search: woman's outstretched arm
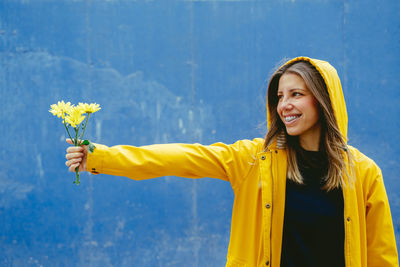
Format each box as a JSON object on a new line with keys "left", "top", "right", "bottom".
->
{"left": 66, "top": 138, "right": 264, "bottom": 190}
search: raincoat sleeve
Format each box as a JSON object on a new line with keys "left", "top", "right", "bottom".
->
{"left": 364, "top": 162, "right": 399, "bottom": 266}
{"left": 86, "top": 139, "right": 262, "bottom": 190}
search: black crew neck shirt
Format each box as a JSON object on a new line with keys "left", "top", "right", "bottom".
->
{"left": 280, "top": 148, "right": 345, "bottom": 267}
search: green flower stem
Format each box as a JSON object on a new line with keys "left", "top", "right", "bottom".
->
{"left": 79, "top": 113, "right": 90, "bottom": 141}
{"left": 74, "top": 127, "right": 79, "bottom": 145}
{"left": 63, "top": 120, "right": 79, "bottom": 185}
{"left": 64, "top": 123, "right": 74, "bottom": 143}
{"left": 74, "top": 126, "right": 80, "bottom": 185}
{"left": 75, "top": 169, "right": 80, "bottom": 185}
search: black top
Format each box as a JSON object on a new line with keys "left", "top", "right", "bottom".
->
{"left": 280, "top": 148, "right": 345, "bottom": 267}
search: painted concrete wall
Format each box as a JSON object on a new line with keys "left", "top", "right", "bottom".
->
{"left": 1, "top": 1, "right": 399, "bottom": 266}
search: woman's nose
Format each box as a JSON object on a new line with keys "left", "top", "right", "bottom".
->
{"left": 279, "top": 97, "right": 293, "bottom": 110}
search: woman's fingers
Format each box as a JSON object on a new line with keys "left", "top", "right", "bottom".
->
{"left": 66, "top": 157, "right": 82, "bottom": 165}
{"left": 66, "top": 138, "right": 85, "bottom": 146}
{"left": 66, "top": 158, "right": 83, "bottom": 172}
{"left": 66, "top": 152, "right": 84, "bottom": 160}
{"left": 68, "top": 163, "right": 81, "bottom": 172}
{"left": 65, "top": 138, "right": 88, "bottom": 173}
{"left": 66, "top": 138, "right": 74, "bottom": 145}
{"left": 66, "top": 146, "right": 84, "bottom": 153}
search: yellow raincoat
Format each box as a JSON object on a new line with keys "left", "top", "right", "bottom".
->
{"left": 86, "top": 57, "right": 399, "bottom": 266}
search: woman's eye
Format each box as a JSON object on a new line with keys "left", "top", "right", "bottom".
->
{"left": 277, "top": 95, "right": 283, "bottom": 100}
{"left": 293, "top": 92, "right": 302, "bottom": 97}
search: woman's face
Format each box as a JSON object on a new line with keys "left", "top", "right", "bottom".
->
{"left": 277, "top": 73, "right": 321, "bottom": 150}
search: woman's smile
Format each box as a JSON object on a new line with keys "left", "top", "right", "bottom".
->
{"left": 283, "top": 114, "right": 301, "bottom": 124}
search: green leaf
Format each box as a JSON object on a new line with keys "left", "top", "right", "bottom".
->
{"left": 81, "top": 140, "right": 90, "bottom": 145}
{"left": 88, "top": 142, "right": 96, "bottom": 153}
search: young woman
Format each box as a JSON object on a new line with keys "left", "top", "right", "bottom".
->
{"left": 65, "top": 57, "right": 399, "bottom": 267}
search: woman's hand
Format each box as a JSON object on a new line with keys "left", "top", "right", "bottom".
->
{"left": 65, "top": 139, "right": 88, "bottom": 173}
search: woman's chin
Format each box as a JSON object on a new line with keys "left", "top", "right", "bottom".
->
{"left": 285, "top": 128, "right": 300, "bottom": 136}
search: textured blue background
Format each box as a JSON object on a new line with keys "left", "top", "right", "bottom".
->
{"left": 1, "top": 1, "right": 399, "bottom": 266}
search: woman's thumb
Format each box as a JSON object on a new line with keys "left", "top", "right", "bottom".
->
{"left": 66, "top": 138, "right": 74, "bottom": 145}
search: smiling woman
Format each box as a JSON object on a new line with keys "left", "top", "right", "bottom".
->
{"left": 264, "top": 59, "right": 357, "bottom": 266}
{"left": 265, "top": 60, "right": 349, "bottom": 191}
{"left": 64, "top": 57, "right": 399, "bottom": 267}
{"left": 277, "top": 73, "right": 321, "bottom": 150}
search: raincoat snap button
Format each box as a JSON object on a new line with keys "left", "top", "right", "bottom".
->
{"left": 266, "top": 260, "right": 270, "bottom": 265}
{"left": 265, "top": 203, "right": 271, "bottom": 209}
{"left": 261, "top": 155, "right": 266, "bottom": 160}
{"left": 347, "top": 217, "right": 351, "bottom": 222}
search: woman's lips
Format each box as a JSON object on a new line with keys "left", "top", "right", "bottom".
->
{"left": 283, "top": 114, "right": 301, "bottom": 125}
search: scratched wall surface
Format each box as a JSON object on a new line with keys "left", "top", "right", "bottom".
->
{"left": 0, "top": 1, "right": 399, "bottom": 266}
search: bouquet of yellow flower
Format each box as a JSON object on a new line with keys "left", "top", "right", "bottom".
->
{"left": 49, "top": 101, "right": 101, "bottom": 185}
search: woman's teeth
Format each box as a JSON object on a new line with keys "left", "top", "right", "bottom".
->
{"left": 285, "top": 115, "right": 299, "bottom": 122}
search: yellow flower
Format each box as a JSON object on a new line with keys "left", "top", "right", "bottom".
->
{"left": 77, "top": 102, "right": 101, "bottom": 114}
{"left": 49, "top": 101, "right": 73, "bottom": 119}
{"left": 65, "top": 106, "right": 86, "bottom": 128}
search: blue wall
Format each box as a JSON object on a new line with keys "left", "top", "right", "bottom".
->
{"left": 1, "top": 1, "right": 399, "bottom": 266}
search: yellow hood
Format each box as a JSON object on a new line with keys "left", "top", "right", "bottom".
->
{"left": 268, "top": 56, "right": 348, "bottom": 143}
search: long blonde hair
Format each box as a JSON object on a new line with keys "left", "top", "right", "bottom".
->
{"left": 264, "top": 60, "right": 352, "bottom": 190}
